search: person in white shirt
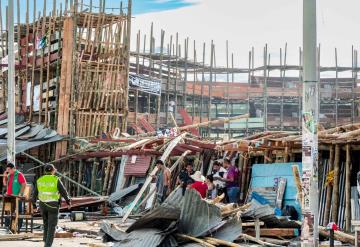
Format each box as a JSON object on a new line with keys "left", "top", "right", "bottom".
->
{"left": 212, "top": 161, "right": 228, "bottom": 201}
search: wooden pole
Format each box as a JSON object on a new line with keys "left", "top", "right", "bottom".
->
{"left": 323, "top": 145, "right": 334, "bottom": 225}
{"left": 208, "top": 41, "right": 214, "bottom": 137}
{"left": 134, "top": 114, "right": 248, "bottom": 138}
{"left": 176, "top": 234, "right": 216, "bottom": 247}
{"left": 331, "top": 144, "right": 340, "bottom": 223}
{"left": 122, "top": 132, "right": 187, "bottom": 222}
{"left": 292, "top": 165, "right": 303, "bottom": 208}
{"left": 345, "top": 144, "right": 351, "bottom": 231}
{"left": 240, "top": 154, "right": 248, "bottom": 201}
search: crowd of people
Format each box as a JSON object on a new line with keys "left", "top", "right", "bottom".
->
{"left": 154, "top": 156, "right": 241, "bottom": 204}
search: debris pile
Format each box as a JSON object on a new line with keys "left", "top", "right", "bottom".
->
{"left": 100, "top": 188, "right": 243, "bottom": 247}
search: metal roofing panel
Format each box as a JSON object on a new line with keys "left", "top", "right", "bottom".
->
{"left": 127, "top": 204, "right": 180, "bottom": 233}
{"left": 179, "top": 188, "right": 222, "bottom": 237}
{"left": 0, "top": 135, "right": 63, "bottom": 161}
{"left": 108, "top": 184, "right": 140, "bottom": 204}
{"left": 124, "top": 155, "right": 152, "bottom": 176}
{"left": 212, "top": 217, "right": 242, "bottom": 242}
{"left": 101, "top": 222, "right": 166, "bottom": 247}
{"left": 113, "top": 229, "right": 165, "bottom": 247}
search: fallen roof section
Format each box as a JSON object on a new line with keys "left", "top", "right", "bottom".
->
{"left": 179, "top": 188, "right": 222, "bottom": 237}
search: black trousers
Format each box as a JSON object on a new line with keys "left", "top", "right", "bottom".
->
{"left": 39, "top": 201, "right": 59, "bottom": 247}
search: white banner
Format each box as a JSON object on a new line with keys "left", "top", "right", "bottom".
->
{"left": 129, "top": 74, "right": 161, "bottom": 96}
{"left": 26, "top": 82, "right": 40, "bottom": 111}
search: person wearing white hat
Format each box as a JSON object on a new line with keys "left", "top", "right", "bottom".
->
{"left": 190, "top": 171, "right": 208, "bottom": 198}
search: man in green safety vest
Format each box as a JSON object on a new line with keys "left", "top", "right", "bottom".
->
{"left": 32, "top": 164, "right": 71, "bottom": 247}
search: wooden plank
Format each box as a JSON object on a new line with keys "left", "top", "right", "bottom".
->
{"left": 324, "top": 145, "right": 334, "bottom": 225}
{"left": 275, "top": 178, "right": 287, "bottom": 208}
{"left": 55, "top": 17, "right": 74, "bottom": 158}
{"left": 345, "top": 144, "right": 351, "bottom": 231}
{"left": 245, "top": 228, "right": 298, "bottom": 238}
{"left": 122, "top": 132, "right": 187, "bottom": 222}
{"left": 332, "top": 144, "right": 340, "bottom": 223}
{"left": 292, "top": 165, "right": 303, "bottom": 208}
{"left": 240, "top": 233, "right": 281, "bottom": 247}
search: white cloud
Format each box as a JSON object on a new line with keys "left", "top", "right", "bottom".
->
{"left": 132, "top": 0, "right": 360, "bottom": 78}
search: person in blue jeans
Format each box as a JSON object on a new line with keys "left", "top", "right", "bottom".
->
{"left": 214, "top": 157, "right": 240, "bottom": 203}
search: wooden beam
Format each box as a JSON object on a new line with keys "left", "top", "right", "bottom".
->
{"left": 121, "top": 132, "right": 187, "bottom": 222}
{"left": 56, "top": 17, "right": 74, "bottom": 159}
{"left": 176, "top": 234, "right": 215, "bottom": 247}
{"left": 331, "top": 144, "right": 340, "bottom": 223}
{"left": 323, "top": 145, "right": 334, "bottom": 225}
{"left": 292, "top": 165, "right": 303, "bottom": 208}
{"left": 345, "top": 143, "right": 351, "bottom": 231}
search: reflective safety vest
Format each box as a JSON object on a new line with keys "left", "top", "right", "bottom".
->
{"left": 37, "top": 175, "right": 60, "bottom": 202}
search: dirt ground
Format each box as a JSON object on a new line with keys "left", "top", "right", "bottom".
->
{"left": 0, "top": 218, "right": 132, "bottom": 247}
{"left": 0, "top": 237, "right": 103, "bottom": 246}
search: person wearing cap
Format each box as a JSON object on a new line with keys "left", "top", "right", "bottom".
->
{"left": 153, "top": 160, "right": 171, "bottom": 203}
{"left": 32, "top": 164, "right": 71, "bottom": 247}
{"left": 190, "top": 171, "right": 208, "bottom": 199}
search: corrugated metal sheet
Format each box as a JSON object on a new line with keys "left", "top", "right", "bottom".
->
{"left": 179, "top": 188, "right": 222, "bottom": 237}
{"left": 163, "top": 187, "right": 184, "bottom": 209}
{"left": 0, "top": 122, "right": 62, "bottom": 161}
{"left": 180, "top": 244, "right": 203, "bottom": 247}
{"left": 124, "top": 155, "right": 152, "bottom": 176}
{"left": 101, "top": 221, "right": 165, "bottom": 247}
{"left": 212, "top": 217, "right": 242, "bottom": 242}
{"left": 127, "top": 205, "right": 180, "bottom": 232}
{"left": 113, "top": 229, "right": 165, "bottom": 247}
{"left": 160, "top": 235, "right": 178, "bottom": 247}
{"left": 0, "top": 135, "right": 63, "bottom": 161}
{"left": 108, "top": 184, "right": 140, "bottom": 204}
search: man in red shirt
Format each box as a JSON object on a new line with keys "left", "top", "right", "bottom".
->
{"left": 5, "top": 163, "right": 27, "bottom": 196}
{"left": 190, "top": 171, "right": 208, "bottom": 198}
{"left": 4, "top": 163, "right": 27, "bottom": 230}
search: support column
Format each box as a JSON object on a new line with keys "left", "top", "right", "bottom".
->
{"left": 302, "top": 0, "right": 319, "bottom": 245}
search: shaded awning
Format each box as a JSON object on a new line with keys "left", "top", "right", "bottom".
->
{"left": 124, "top": 155, "right": 152, "bottom": 177}
{"left": 0, "top": 120, "right": 63, "bottom": 161}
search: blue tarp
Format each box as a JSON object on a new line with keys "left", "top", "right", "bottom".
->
{"left": 251, "top": 162, "right": 302, "bottom": 217}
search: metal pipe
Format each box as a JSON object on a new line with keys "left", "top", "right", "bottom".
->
{"left": 7, "top": 0, "right": 16, "bottom": 165}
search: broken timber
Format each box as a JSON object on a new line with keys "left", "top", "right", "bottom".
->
{"left": 133, "top": 114, "right": 249, "bottom": 138}
{"left": 122, "top": 132, "right": 187, "bottom": 222}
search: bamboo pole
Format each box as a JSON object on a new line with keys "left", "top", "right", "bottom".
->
{"left": 331, "top": 144, "right": 340, "bottom": 223}
{"left": 204, "top": 237, "right": 241, "bottom": 247}
{"left": 176, "top": 234, "right": 215, "bottom": 247}
{"left": 122, "top": 132, "right": 187, "bottom": 222}
{"left": 240, "top": 234, "right": 281, "bottom": 247}
{"left": 240, "top": 154, "right": 248, "bottom": 201}
{"left": 323, "top": 145, "right": 334, "bottom": 225}
{"left": 345, "top": 143, "right": 351, "bottom": 231}
{"left": 134, "top": 114, "right": 248, "bottom": 138}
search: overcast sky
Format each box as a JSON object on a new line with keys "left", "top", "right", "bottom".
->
{"left": 131, "top": 0, "right": 360, "bottom": 75}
